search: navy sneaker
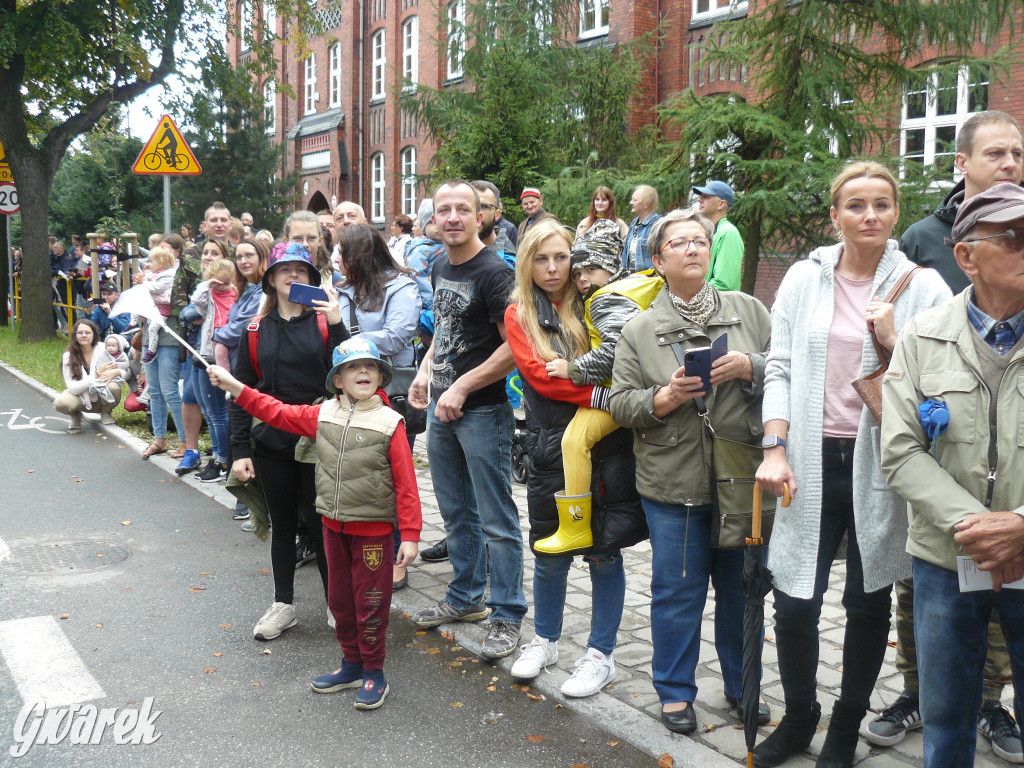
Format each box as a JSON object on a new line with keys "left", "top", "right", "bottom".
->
{"left": 311, "top": 660, "right": 363, "bottom": 694}
{"left": 175, "top": 449, "right": 201, "bottom": 476}
{"left": 355, "top": 670, "right": 389, "bottom": 710}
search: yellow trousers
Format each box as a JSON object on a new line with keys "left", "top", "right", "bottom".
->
{"left": 562, "top": 406, "right": 618, "bottom": 496}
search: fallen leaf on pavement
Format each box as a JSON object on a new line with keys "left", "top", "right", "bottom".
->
{"left": 426, "top": 647, "right": 441, "bottom": 655}
{"left": 59, "top": 614, "right": 69, "bottom": 620}
{"left": 703, "top": 724, "right": 719, "bottom": 733}
{"left": 95, "top": 624, "right": 103, "bottom": 628}
{"left": 526, "top": 693, "right": 544, "bottom": 701}
{"left": 606, "top": 741, "right": 619, "bottom": 747}
{"left": 204, "top": 667, "right": 216, "bottom": 674}
{"left": 28, "top": 469, "right": 34, "bottom": 473}
{"left": 450, "top": 702, "right": 463, "bottom": 708}
{"left": 257, "top": 568, "right": 270, "bottom": 574}
{"left": 95, "top": 553, "right": 104, "bottom": 558}
{"left": 415, "top": 631, "right": 426, "bottom": 636}
{"left": 526, "top": 734, "right": 546, "bottom": 743}
{"left": 213, "top": 652, "right": 223, "bottom": 657}
{"left": 189, "top": 587, "right": 206, "bottom": 593}
{"left": 512, "top": 683, "right": 530, "bottom": 692}
{"left": 219, "top": 623, "right": 232, "bottom": 629}
{"left": 201, "top": 571, "right": 214, "bottom": 576}
{"left": 485, "top": 685, "right": 496, "bottom": 692}
{"left": 252, "top": 683, "right": 261, "bottom": 687}
{"left": 260, "top": 649, "right": 271, "bottom": 655}
{"left": 658, "top": 754, "right": 674, "bottom": 768}
{"left": 572, "top": 764, "right": 592, "bottom": 768}
{"left": 121, "top": 521, "right": 131, "bottom": 526}
{"left": 449, "top": 662, "right": 462, "bottom": 667}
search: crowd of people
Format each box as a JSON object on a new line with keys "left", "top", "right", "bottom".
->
{"left": 40, "top": 109, "right": 1024, "bottom": 768}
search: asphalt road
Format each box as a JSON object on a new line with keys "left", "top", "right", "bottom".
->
{"left": 0, "top": 369, "right": 656, "bottom": 768}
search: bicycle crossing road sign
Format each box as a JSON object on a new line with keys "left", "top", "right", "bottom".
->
{"left": 0, "top": 137, "right": 10, "bottom": 183}
{"left": 132, "top": 115, "right": 202, "bottom": 175}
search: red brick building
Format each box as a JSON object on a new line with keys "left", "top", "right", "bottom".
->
{"left": 228, "top": 0, "right": 1024, "bottom": 247}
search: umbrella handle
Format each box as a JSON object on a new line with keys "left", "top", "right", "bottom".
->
{"left": 752, "top": 481, "right": 791, "bottom": 540}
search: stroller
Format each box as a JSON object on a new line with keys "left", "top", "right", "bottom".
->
{"left": 507, "top": 374, "right": 528, "bottom": 485}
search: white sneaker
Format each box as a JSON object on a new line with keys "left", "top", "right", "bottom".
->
{"left": 510, "top": 636, "right": 558, "bottom": 680}
{"left": 253, "top": 601, "right": 297, "bottom": 640}
{"left": 560, "top": 648, "right": 615, "bottom": 698}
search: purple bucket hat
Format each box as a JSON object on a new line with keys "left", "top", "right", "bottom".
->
{"left": 262, "top": 241, "right": 321, "bottom": 294}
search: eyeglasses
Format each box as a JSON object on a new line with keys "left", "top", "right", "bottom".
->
{"left": 660, "top": 237, "right": 711, "bottom": 254}
{"left": 963, "top": 227, "right": 1024, "bottom": 252}
{"left": 479, "top": 203, "right": 499, "bottom": 212}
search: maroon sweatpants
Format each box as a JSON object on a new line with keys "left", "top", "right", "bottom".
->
{"left": 323, "top": 526, "right": 394, "bottom": 670}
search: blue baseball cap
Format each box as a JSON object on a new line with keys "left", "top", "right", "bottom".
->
{"left": 325, "top": 338, "right": 393, "bottom": 393}
{"left": 693, "top": 180, "right": 735, "bottom": 207}
{"left": 262, "top": 241, "right": 320, "bottom": 294}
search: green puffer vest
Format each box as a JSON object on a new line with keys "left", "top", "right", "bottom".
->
{"left": 312, "top": 394, "right": 403, "bottom": 524}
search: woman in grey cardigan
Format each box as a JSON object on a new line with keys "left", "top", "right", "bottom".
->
{"left": 753, "top": 162, "right": 950, "bottom": 768}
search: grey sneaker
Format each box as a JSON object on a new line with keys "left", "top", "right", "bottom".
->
{"left": 410, "top": 600, "right": 489, "bottom": 628}
{"left": 480, "top": 620, "right": 521, "bottom": 660}
{"left": 979, "top": 701, "right": 1024, "bottom": 764}
{"left": 240, "top": 519, "right": 254, "bottom": 532}
{"left": 865, "top": 691, "right": 921, "bottom": 747}
{"left": 253, "top": 602, "right": 296, "bottom": 640}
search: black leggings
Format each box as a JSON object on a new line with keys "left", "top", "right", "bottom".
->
{"left": 771, "top": 437, "right": 893, "bottom": 715}
{"left": 253, "top": 449, "right": 328, "bottom": 604}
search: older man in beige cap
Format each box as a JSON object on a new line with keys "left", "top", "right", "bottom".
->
{"left": 882, "top": 181, "right": 1024, "bottom": 768}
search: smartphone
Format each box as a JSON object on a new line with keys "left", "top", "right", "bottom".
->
{"left": 288, "top": 283, "right": 329, "bottom": 307}
{"left": 91, "top": 298, "right": 105, "bottom": 306}
{"left": 683, "top": 333, "right": 728, "bottom": 393}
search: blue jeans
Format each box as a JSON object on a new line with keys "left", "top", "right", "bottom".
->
{"left": 532, "top": 551, "right": 625, "bottom": 656}
{"left": 426, "top": 401, "right": 526, "bottom": 624}
{"left": 914, "top": 556, "right": 1024, "bottom": 768}
{"left": 643, "top": 499, "right": 745, "bottom": 704}
{"left": 196, "top": 367, "right": 228, "bottom": 462}
{"left": 144, "top": 344, "right": 184, "bottom": 440}
{"left": 180, "top": 359, "right": 200, "bottom": 405}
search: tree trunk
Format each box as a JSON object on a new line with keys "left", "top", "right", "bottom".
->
{"left": 12, "top": 156, "right": 57, "bottom": 342}
{"left": 740, "top": 215, "right": 761, "bottom": 296}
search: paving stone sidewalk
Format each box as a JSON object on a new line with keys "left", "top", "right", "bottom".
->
{"left": 403, "top": 453, "right": 1015, "bottom": 768}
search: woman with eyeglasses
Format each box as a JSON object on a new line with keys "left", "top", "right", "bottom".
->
{"left": 609, "top": 207, "right": 772, "bottom": 735}
{"left": 751, "top": 162, "right": 950, "bottom": 768}
{"left": 576, "top": 186, "right": 628, "bottom": 240}
{"left": 283, "top": 210, "right": 342, "bottom": 288}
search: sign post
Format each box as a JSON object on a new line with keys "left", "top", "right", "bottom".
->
{"left": 132, "top": 115, "right": 202, "bottom": 233}
{"left": 0, "top": 138, "right": 15, "bottom": 322}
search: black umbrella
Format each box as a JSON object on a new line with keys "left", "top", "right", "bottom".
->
{"left": 742, "top": 481, "right": 790, "bottom": 768}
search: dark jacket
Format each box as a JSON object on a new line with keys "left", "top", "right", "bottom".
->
{"left": 898, "top": 180, "right": 969, "bottom": 294}
{"left": 229, "top": 308, "right": 349, "bottom": 460}
{"left": 519, "top": 291, "right": 646, "bottom": 555}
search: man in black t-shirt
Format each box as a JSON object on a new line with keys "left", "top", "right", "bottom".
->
{"left": 408, "top": 180, "right": 526, "bottom": 660}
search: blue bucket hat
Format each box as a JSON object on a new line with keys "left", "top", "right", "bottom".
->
{"left": 325, "top": 338, "right": 394, "bottom": 393}
{"left": 693, "top": 180, "right": 735, "bottom": 207}
{"left": 262, "top": 241, "right": 321, "bottom": 294}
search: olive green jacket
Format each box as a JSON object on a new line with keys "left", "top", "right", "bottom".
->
{"left": 609, "top": 287, "right": 771, "bottom": 506}
{"left": 881, "top": 290, "right": 1024, "bottom": 571}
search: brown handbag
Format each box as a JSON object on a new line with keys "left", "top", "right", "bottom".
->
{"left": 851, "top": 266, "right": 923, "bottom": 423}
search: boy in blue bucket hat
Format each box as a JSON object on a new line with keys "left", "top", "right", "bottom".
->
{"left": 207, "top": 337, "right": 422, "bottom": 710}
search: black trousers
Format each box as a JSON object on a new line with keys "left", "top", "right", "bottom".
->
{"left": 771, "top": 437, "right": 892, "bottom": 714}
{"left": 252, "top": 449, "right": 328, "bottom": 604}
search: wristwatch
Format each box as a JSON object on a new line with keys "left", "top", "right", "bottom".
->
{"left": 761, "top": 435, "right": 787, "bottom": 450}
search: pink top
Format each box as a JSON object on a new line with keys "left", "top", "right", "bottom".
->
{"left": 823, "top": 271, "right": 873, "bottom": 437}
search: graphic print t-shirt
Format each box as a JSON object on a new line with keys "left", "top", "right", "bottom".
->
{"left": 430, "top": 246, "right": 514, "bottom": 409}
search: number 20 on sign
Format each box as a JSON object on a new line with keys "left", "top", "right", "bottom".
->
{"left": 0, "top": 182, "right": 19, "bottom": 215}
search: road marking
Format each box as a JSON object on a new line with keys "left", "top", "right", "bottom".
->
{"left": 0, "top": 536, "right": 9, "bottom": 562}
{"left": 0, "top": 617, "right": 105, "bottom": 707}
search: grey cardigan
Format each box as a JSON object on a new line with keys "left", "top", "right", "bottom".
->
{"left": 762, "top": 240, "right": 951, "bottom": 598}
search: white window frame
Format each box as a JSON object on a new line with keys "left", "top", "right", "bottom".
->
{"left": 401, "top": 146, "right": 417, "bottom": 216}
{"left": 372, "top": 29, "right": 386, "bottom": 100}
{"left": 239, "top": 1, "right": 252, "bottom": 52}
{"left": 402, "top": 16, "right": 419, "bottom": 87}
{"left": 304, "top": 53, "right": 317, "bottom": 115}
{"left": 691, "top": 0, "right": 748, "bottom": 21}
{"left": 900, "top": 67, "right": 989, "bottom": 178}
{"left": 329, "top": 42, "right": 341, "bottom": 108}
{"left": 447, "top": 0, "right": 465, "bottom": 80}
{"left": 263, "top": 79, "right": 276, "bottom": 134}
{"left": 371, "top": 152, "right": 386, "bottom": 223}
{"left": 578, "top": 0, "right": 609, "bottom": 38}
{"left": 263, "top": 1, "right": 276, "bottom": 38}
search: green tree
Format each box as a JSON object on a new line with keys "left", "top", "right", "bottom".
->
{"left": 402, "top": 0, "right": 653, "bottom": 209}
{"left": 49, "top": 113, "right": 163, "bottom": 241}
{"left": 172, "top": 47, "right": 296, "bottom": 235}
{"left": 656, "top": 0, "right": 1020, "bottom": 294}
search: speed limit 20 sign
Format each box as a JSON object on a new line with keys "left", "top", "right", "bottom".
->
{"left": 0, "top": 182, "right": 19, "bottom": 215}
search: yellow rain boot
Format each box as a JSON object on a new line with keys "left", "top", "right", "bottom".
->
{"left": 535, "top": 492, "right": 593, "bottom": 554}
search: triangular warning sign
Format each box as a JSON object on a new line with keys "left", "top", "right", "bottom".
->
{"left": 0, "top": 138, "right": 7, "bottom": 165}
{"left": 132, "top": 115, "right": 202, "bottom": 175}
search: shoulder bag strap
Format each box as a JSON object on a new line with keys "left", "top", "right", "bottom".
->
{"left": 869, "top": 265, "right": 924, "bottom": 366}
